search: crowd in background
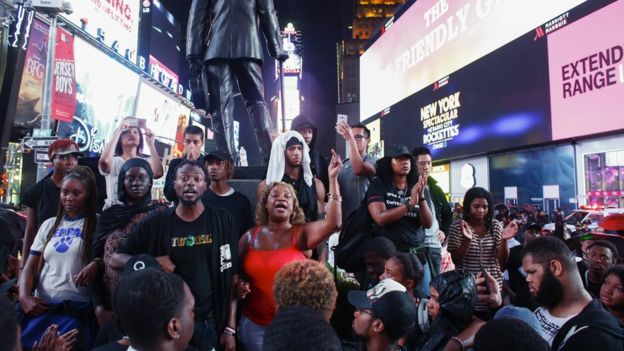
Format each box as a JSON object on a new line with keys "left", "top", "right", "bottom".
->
{"left": 0, "top": 115, "right": 623, "bottom": 351}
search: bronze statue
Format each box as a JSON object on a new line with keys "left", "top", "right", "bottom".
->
{"left": 187, "top": 0, "right": 287, "bottom": 164}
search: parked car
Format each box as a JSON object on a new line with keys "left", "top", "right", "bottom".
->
{"left": 542, "top": 208, "right": 624, "bottom": 233}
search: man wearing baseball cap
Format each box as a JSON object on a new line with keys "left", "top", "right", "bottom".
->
{"left": 21, "top": 139, "right": 81, "bottom": 263}
{"left": 202, "top": 149, "right": 253, "bottom": 236}
{"left": 348, "top": 279, "right": 417, "bottom": 351}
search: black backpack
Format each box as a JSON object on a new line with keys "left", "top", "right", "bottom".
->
{"left": 333, "top": 201, "right": 375, "bottom": 272}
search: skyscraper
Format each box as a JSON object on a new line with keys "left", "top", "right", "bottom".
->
{"left": 337, "top": 0, "right": 406, "bottom": 104}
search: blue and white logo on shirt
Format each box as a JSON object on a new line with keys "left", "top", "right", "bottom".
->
{"left": 51, "top": 227, "right": 81, "bottom": 253}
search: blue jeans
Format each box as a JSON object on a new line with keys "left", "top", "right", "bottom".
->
{"left": 239, "top": 315, "right": 266, "bottom": 351}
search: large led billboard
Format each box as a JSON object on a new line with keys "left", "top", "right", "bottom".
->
{"left": 360, "top": 0, "right": 585, "bottom": 120}
{"left": 135, "top": 82, "right": 180, "bottom": 145}
{"left": 379, "top": 29, "right": 552, "bottom": 160}
{"left": 62, "top": 0, "right": 140, "bottom": 61}
{"left": 361, "top": 0, "right": 623, "bottom": 161}
{"left": 548, "top": 0, "right": 624, "bottom": 140}
{"left": 57, "top": 37, "right": 139, "bottom": 154}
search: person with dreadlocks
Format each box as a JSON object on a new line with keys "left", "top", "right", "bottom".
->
{"left": 18, "top": 166, "right": 100, "bottom": 349}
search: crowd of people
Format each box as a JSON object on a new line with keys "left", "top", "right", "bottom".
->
{"left": 1, "top": 115, "right": 624, "bottom": 351}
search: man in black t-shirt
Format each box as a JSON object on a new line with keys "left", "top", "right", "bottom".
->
{"left": 202, "top": 149, "right": 253, "bottom": 236}
{"left": 111, "top": 160, "right": 238, "bottom": 351}
{"left": 20, "top": 140, "right": 81, "bottom": 262}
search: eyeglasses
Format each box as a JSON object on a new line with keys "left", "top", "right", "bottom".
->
{"left": 356, "top": 308, "right": 375, "bottom": 317}
{"left": 353, "top": 135, "right": 368, "bottom": 140}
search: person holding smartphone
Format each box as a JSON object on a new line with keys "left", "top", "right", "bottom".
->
{"left": 335, "top": 121, "right": 377, "bottom": 220}
{"left": 99, "top": 117, "right": 164, "bottom": 209}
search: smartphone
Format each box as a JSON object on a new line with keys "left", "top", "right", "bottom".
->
{"left": 480, "top": 266, "right": 490, "bottom": 295}
{"left": 337, "top": 114, "right": 348, "bottom": 125}
{"left": 127, "top": 118, "right": 147, "bottom": 129}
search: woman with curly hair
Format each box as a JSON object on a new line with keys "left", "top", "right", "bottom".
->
{"left": 273, "top": 259, "right": 338, "bottom": 320}
{"left": 236, "top": 152, "right": 342, "bottom": 351}
{"left": 447, "top": 187, "right": 517, "bottom": 315}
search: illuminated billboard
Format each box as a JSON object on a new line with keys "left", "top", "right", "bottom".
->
{"left": 62, "top": 0, "right": 140, "bottom": 61}
{"left": 360, "top": 0, "right": 586, "bottom": 120}
{"left": 57, "top": 37, "right": 139, "bottom": 154}
{"left": 135, "top": 82, "right": 180, "bottom": 144}
{"left": 547, "top": 0, "right": 624, "bottom": 140}
{"left": 379, "top": 29, "right": 552, "bottom": 160}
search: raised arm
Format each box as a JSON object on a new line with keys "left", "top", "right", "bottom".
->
{"left": 336, "top": 121, "right": 375, "bottom": 177}
{"left": 99, "top": 119, "right": 128, "bottom": 174}
{"left": 143, "top": 128, "right": 164, "bottom": 179}
{"left": 301, "top": 150, "right": 342, "bottom": 249}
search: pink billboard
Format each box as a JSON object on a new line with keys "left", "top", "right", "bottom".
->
{"left": 359, "top": 0, "right": 585, "bottom": 120}
{"left": 548, "top": 0, "right": 624, "bottom": 140}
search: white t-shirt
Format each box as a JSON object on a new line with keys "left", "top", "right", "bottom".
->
{"left": 534, "top": 307, "right": 576, "bottom": 345}
{"left": 100, "top": 156, "right": 126, "bottom": 209}
{"left": 30, "top": 216, "right": 90, "bottom": 303}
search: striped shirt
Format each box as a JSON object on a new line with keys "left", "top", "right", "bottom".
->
{"left": 448, "top": 218, "right": 504, "bottom": 311}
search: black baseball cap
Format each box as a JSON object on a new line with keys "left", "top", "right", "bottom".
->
{"left": 206, "top": 149, "right": 233, "bottom": 162}
{"left": 122, "top": 254, "right": 161, "bottom": 276}
{"left": 385, "top": 145, "right": 411, "bottom": 158}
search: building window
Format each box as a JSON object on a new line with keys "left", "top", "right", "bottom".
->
{"left": 584, "top": 150, "right": 624, "bottom": 208}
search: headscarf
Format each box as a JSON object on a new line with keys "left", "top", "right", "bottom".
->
{"left": 93, "top": 158, "right": 165, "bottom": 258}
{"left": 265, "top": 131, "right": 313, "bottom": 187}
{"left": 417, "top": 270, "right": 477, "bottom": 351}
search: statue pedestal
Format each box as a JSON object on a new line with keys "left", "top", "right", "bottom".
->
{"left": 229, "top": 166, "right": 267, "bottom": 213}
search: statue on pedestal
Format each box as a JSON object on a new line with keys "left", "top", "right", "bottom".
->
{"left": 187, "top": 0, "right": 287, "bottom": 164}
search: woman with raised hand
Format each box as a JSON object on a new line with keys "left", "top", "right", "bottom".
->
{"left": 447, "top": 187, "right": 517, "bottom": 316}
{"left": 235, "top": 150, "right": 343, "bottom": 351}
{"left": 99, "top": 117, "right": 163, "bottom": 209}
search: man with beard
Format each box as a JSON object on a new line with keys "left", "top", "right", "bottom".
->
{"left": 202, "top": 149, "right": 253, "bottom": 237}
{"left": 21, "top": 139, "right": 81, "bottom": 263}
{"left": 111, "top": 160, "right": 238, "bottom": 351}
{"left": 522, "top": 236, "right": 624, "bottom": 350}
